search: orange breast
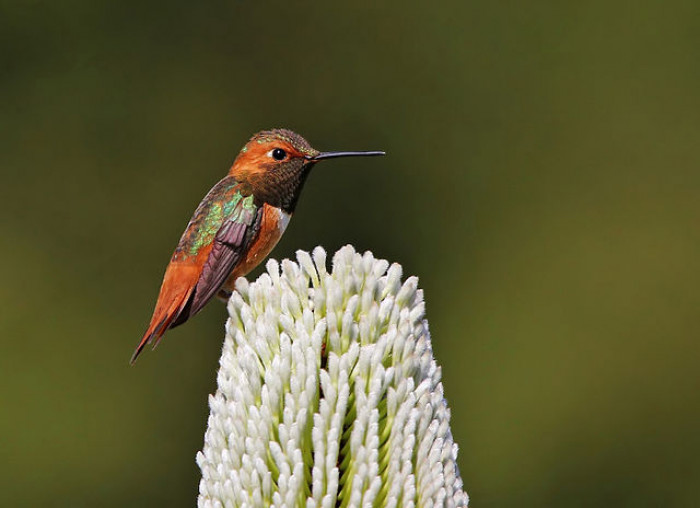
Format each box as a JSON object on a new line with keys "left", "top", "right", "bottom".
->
{"left": 222, "top": 203, "right": 291, "bottom": 291}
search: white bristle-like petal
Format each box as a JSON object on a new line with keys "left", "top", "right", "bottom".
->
{"left": 197, "top": 246, "right": 468, "bottom": 507}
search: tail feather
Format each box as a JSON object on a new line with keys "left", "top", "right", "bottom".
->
{"left": 130, "top": 263, "right": 200, "bottom": 364}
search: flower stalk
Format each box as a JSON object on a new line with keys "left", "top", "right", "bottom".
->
{"left": 197, "top": 246, "right": 468, "bottom": 507}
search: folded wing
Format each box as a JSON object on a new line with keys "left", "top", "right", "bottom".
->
{"left": 131, "top": 180, "right": 261, "bottom": 363}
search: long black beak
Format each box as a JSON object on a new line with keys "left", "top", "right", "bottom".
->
{"left": 307, "top": 150, "right": 386, "bottom": 161}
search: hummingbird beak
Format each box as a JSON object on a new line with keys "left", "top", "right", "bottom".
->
{"left": 306, "top": 150, "right": 386, "bottom": 161}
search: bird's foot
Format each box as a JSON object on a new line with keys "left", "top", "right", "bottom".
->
{"left": 217, "top": 289, "right": 232, "bottom": 302}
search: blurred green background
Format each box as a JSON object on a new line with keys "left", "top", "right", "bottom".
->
{"left": 2, "top": 0, "right": 699, "bottom": 506}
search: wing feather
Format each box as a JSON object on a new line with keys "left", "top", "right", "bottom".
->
{"left": 184, "top": 198, "right": 262, "bottom": 319}
{"left": 131, "top": 179, "right": 261, "bottom": 363}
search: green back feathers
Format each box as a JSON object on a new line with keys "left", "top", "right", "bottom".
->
{"left": 174, "top": 177, "right": 255, "bottom": 261}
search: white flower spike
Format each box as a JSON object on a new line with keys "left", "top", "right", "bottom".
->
{"left": 197, "top": 246, "right": 468, "bottom": 507}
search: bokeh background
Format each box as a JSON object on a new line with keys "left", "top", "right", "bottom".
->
{"left": 2, "top": 1, "right": 699, "bottom": 506}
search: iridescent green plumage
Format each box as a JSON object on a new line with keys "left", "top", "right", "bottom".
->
{"left": 173, "top": 176, "right": 256, "bottom": 261}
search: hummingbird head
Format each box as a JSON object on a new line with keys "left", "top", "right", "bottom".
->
{"left": 229, "top": 128, "right": 385, "bottom": 213}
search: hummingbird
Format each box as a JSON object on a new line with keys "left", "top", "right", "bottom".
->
{"left": 131, "top": 128, "right": 385, "bottom": 363}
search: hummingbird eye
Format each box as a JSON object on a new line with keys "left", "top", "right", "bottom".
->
{"left": 270, "top": 148, "right": 287, "bottom": 161}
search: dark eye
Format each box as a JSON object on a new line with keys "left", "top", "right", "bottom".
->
{"left": 271, "top": 148, "right": 287, "bottom": 161}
